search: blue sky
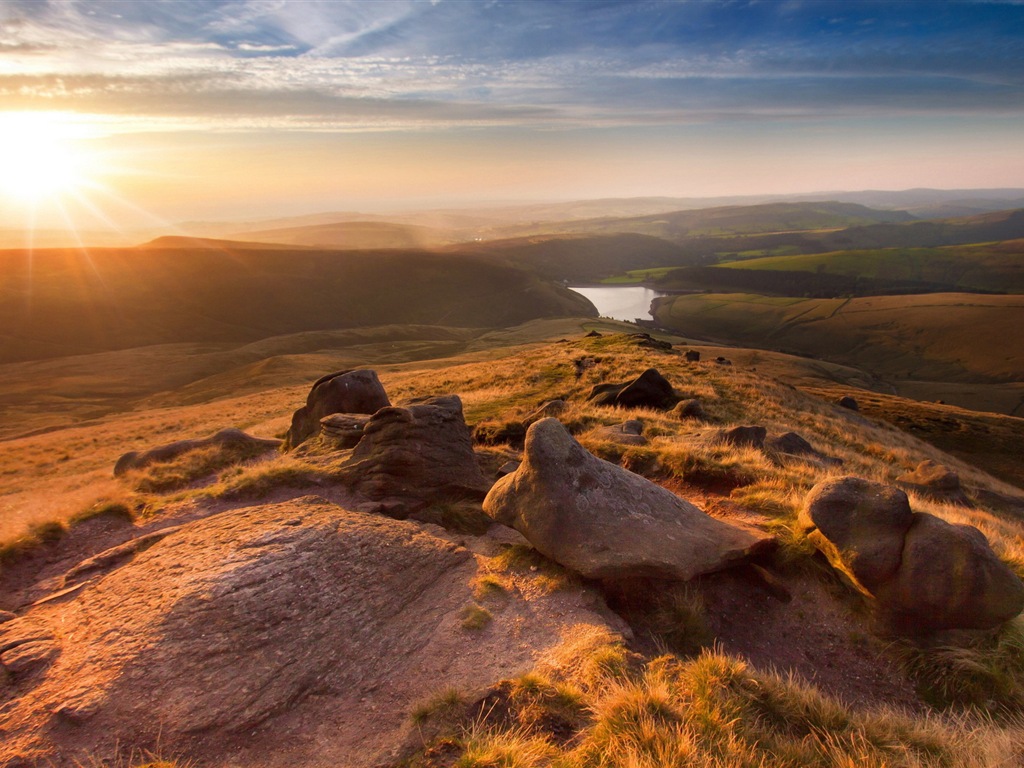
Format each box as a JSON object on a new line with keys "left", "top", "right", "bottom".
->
{"left": 0, "top": 0, "right": 1022, "bottom": 220}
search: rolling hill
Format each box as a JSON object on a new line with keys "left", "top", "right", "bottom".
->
{"left": 0, "top": 242, "right": 594, "bottom": 365}
{"left": 227, "top": 220, "right": 462, "bottom": 249}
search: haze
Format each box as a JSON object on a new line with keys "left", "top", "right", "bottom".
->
{"left": 0, "top": 0, "right": 1022, "bottom": 231}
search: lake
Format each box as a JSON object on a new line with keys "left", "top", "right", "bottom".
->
{"left": 568, "top": 284, "right": 667, "bottom": 323}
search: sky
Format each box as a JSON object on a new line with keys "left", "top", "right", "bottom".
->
{"left": 0, "top": 0, "right": 1023, "bottom": 228}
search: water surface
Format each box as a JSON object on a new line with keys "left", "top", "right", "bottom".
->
{"left": 568, "top": 285, "right": 667, "bottom": 323}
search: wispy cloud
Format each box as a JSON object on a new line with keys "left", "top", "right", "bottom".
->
{"left": 1, "top": 0, "right": 1022, "bottom": 132}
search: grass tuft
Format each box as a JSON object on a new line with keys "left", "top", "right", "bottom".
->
{"left": 461, "top": 604, "right": 493, "bottom": 631}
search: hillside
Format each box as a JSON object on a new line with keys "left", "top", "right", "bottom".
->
{"left": 715, "top": 239, "right": 1024, "bottom": 294}
{"left": 2, "top": 328, "right": 1024, "bottom": 766}
{"left": 651, "top": 292, "right": 1024, "bottom": 413}
{"left": 228, "top": 221, "right": 461, "bottom": 249}
{"left": 0, "top": 243, "right": 594, "bottom": 364}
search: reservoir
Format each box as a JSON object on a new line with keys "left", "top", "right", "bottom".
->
{"left": 568, "top": 284, "right": 667, "bottom": 323}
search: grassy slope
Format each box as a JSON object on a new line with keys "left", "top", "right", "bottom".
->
{"left": 227, "top": 220, "right": 462, "bottom": 249}
{"left": 0, "top": 244, "right": 594, "bottom": 364}
{"left": 717, "top": 239, "right": 1024, "bottom": 294}
{"left": 6, "top": 331, "right": 1024, "bottom": 765}
{"left": 653, "top": 292, "right": 1024, "bottom": 390}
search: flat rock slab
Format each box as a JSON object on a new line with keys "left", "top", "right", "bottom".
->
{"left": 484, "top": 418, "right": 772, "bottom": 582}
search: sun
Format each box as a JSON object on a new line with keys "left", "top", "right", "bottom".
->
{"left": 0, "top": 112, "right": 93, "bottom": 206}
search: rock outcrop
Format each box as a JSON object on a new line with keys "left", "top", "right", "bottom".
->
{"left": 337, "top": 395, "right": 490, "bottom": 514}
{"left": 897, "top": 460, "right": 968, "bottom": 503}
{"left": 672, "top": 398, "right": 707, "bottom": 420}
{"left": 484, "top": 418, "right": 772, "bottom": 582}
{"left": 589, "top": 419, "right": 647, "bottom": 446}
{"left": 587, "top": 368, "right": 679, "bottom": 410}
{"left": 114, "top": 428, "right": 281, "bottom": 476}
{"left": 0, "top": 498, "right": 626, "bottom": 767}
{"left": 285, "top": 369, "right": 390, "bottom": 448}
{"left": 712, "top": 425, "right": 767, "bottom": 449}
{"left": 765, "top": 431, "right": 843, "bottom": 466}
{"left": 799, "top": 476, "right": 1024, "bottom": 632}
{"left": 320, "top": 413, "right": 372, "bottom": 448}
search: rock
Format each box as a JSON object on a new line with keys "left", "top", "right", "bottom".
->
{"left": 671, "top": 399, "right": 706, "bottom": 420}
{"left": 473, "top": 420, "right": 527, "bottom": 446}
{"left": 628, "top": 333, "right": 673, "bottom": 351}
{"left": 484, "top": 418, "right": 772, "bottom": 582}
{"left": 837, "top": 396, "right": 859, "bottom": 411}
{"left": 897, "top": 460, "right": 961, "bottom": 492}
{"left": 337, "top": 395, "right": 490, "bottom": 515}
{"left": 285, "top": 369, "right": 390, "bottom": 449}
{"left": 765, "top": 431, "right": 842, "bottom": 466}
{"left": 584, "top": 330, "right": 602, "bottom": 337}
{"left": 63, "top": 527, "right": 183, "bottom": 588}
{"left": 715, "top": 356, "right": 732, "bottom": 366}
{"left": 799, "top": 477, "right": 913, "bottom": 591}
{"left": 115, "top": 428, "right": 281, "bottom": 476}
{"left": 875, "top": 513, "right": 1024, "bottom": 633}
{"left": 1, "top": 639, "right": 59, "bottom": 675}
{"left": 320, "top": 413, "right": 372, "bottom": 448}
{"left": 573, "top": 358, "right": 597, "bottom": 378}
{"left": 589, "top": 419, "right": 647, "bottom": 446}
{"left": 497, "top": 461, "right": 521, "bottom": 477}
{"left": 713, "top": 425, "right": 767, "bottom": 450}
{"left": 0, "top": 610, "right": 15, "bottom": 624}
{"left": 587, "top": 368, "right": 678, "bottom": 410}
{"left": 523, "top": 399, "right": 567, "bottom": 426}
{"left": 684, "top": 350, "right": 701, "bottom": 362}
{"left": 800, "top": 476, "right": 1024, "bottom": 633}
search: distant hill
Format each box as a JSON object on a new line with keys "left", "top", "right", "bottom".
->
{"left": 0, "top": 244, "right": 595, "bottom": 364}
{"left": 447, "top": 233, "right": 695, "bottom": 282}
{"left": 227, "top": 221, "right": 462, "bottom": 249}
{"left": 715, "top": 238, "right": 1024, "bottom": 295}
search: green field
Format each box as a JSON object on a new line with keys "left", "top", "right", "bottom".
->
{"left": 717, "top": 239, "right": 1024, "bottom": 293}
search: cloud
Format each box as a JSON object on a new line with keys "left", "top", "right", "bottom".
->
{"left": 0, "top": 0, "right": 1022, "bottom": 132}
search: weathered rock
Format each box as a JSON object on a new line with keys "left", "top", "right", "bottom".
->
{"left": 875, "top": 513, "right": 1024, "bottom": 632}
{"left": 672, "top": 399, "right": 707, "bottom": 420}
{"left": 897, "top": 460, "right": 961, "bottom": 492}
{"left": 837, "top": 396, "right": 859, "bottom": 411}
{"left": 1, "top": 639, "right": 59, "bottom": 675}
{"left": 799, "top": 477, "right": 912, "bottom": 591}
{"left": 285, "top": 369, "right": 390, "bottom": 449}
{"left": 497, "top": 461, "right": 521, "bottom": 477}
{"left": 628, "top": 333, "right": 673, "bottom": 351}
{"left": 320, "top": 413, "right": 372, "bottom": 448}
{"left": 337, "top": 395, "right": 490, "bottom": 514}
{"left": 587, "top": 368, "right": 678, "bottom": 410}
{"left": 684, "top": 350, "right": 701, "bottom": 362}
{"left": 114, "top": 428, "right": 281, "bottom": 476}
{"left": 715, "top": 356, "right": 732, "bottom": 366}
{"left": 766, "top": 431, "right": 842, "bottom": 466}
{"left": 713, "top": 425, "right": 767, "bottom": 449}
{"left": 800, "top": 476, "right": 1024, "bottom": 633}
{"left": 63, "top": 527, "right": 182, "bottom": 588}
{"left": 473, "top": 420, "right": 527, "bottom": 446}
{"left": 0, "top": 610, "right": 15, "bottom": 624}
{"left": 590, "top": 420, "right": 647, "bottom": 446}
{"left": 523, "top": 399, "right": 567, "bottom": 426}
{"left": 584, "top": 330, "right": 602, "bottom": 338}
{"left": 484, "top": 418, "right": 772, "bottom": 581}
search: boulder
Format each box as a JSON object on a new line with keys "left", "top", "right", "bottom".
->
{"left": 800, "top": 476, "right": 1024, "bottom": 632}
{"left": 876, "top": 513, "right": 1024, "bottom": 633}
{"left": 799, "top": 477, "right": 912, "bottom": 590}
{"left": 713, "top": 425, "right": 767, "bottom": 450}
{"left": 114, "top": 428, "right": 281, "bottom": 476}
{"left": 587, "top": 368, "right": 678, "bottom": 410}
{"left": 897, "top": 460, "right": 961, "bottom": 493}
{"left": 484, "top": 418, "right": 772, "bottom": 582}
{"left": 837, "top": 396, "right": 859, "bottom": 411}
{"left": 320, "top": 413, "right": 372, "bottom": 448}
{"left": 337, "top": 395, "right": 490, "bottom": 514}
{"left": 589, "top": 420, "right": 647, "bottom": 446}
{"left": 672, "top": 399, "right": 706, "bottom": 420}
{"left": 766, "top": 431, "right": 842, "bottom": 466}
{"left": 628, "top": 333, "right": 673, "bottom": 351}
{"left": 684, "top": 350, "right": 701, "bottom": 362}
{"left": 285, "top": 369, "right": 390, "bottom": 449}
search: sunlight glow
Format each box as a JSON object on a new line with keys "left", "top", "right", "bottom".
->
{"left": 0, "top": 112, "right": 95, "bottom": 205}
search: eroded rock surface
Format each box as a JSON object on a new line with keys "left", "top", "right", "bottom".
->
{"left": 114, "top": 428, "right": 281, "bottom": 476}
{"left": 800, "top": 476, "right": 1024, "bottom": 632}
{"left": 285, "top": 369, "right": 390, "bottom": 448}
{"left": 337, "top": 395, "right": 490, "bottom": 514}
{"left": 589, "top": 419, "right": 647, "bottom": 446}
{"left": 484, "top": 418, "right": 772, "bottom": 582}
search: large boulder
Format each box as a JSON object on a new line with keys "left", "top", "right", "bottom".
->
{"left": 766, "top": 431, "right": 843, "bottom": 467}
{"left": 337, "top": 395, "right": 490, "bottom": 514}
{"left": 285, "top": 369, "right": 390, "bottom": 449}
{"left": 484, "top": 418, "right": 772, "bottom": 582}
{"left": 587, "top": 368, "right": 678, "bottom": 410}
{"left": 114, "top": 428, "right": 281, "bottom": 476}
{"left": 897, "top": 460, "right": 961, "bottom": 493}
{"left": 712, "top": 425, "right": 767, "bottom": 450}
{"left": 800, "top": 476, "right": 1024, "bottom": 632}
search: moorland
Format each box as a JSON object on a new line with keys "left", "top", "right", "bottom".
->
{"left": 2, "top": 188, "right": 1024, "bottom": 767}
